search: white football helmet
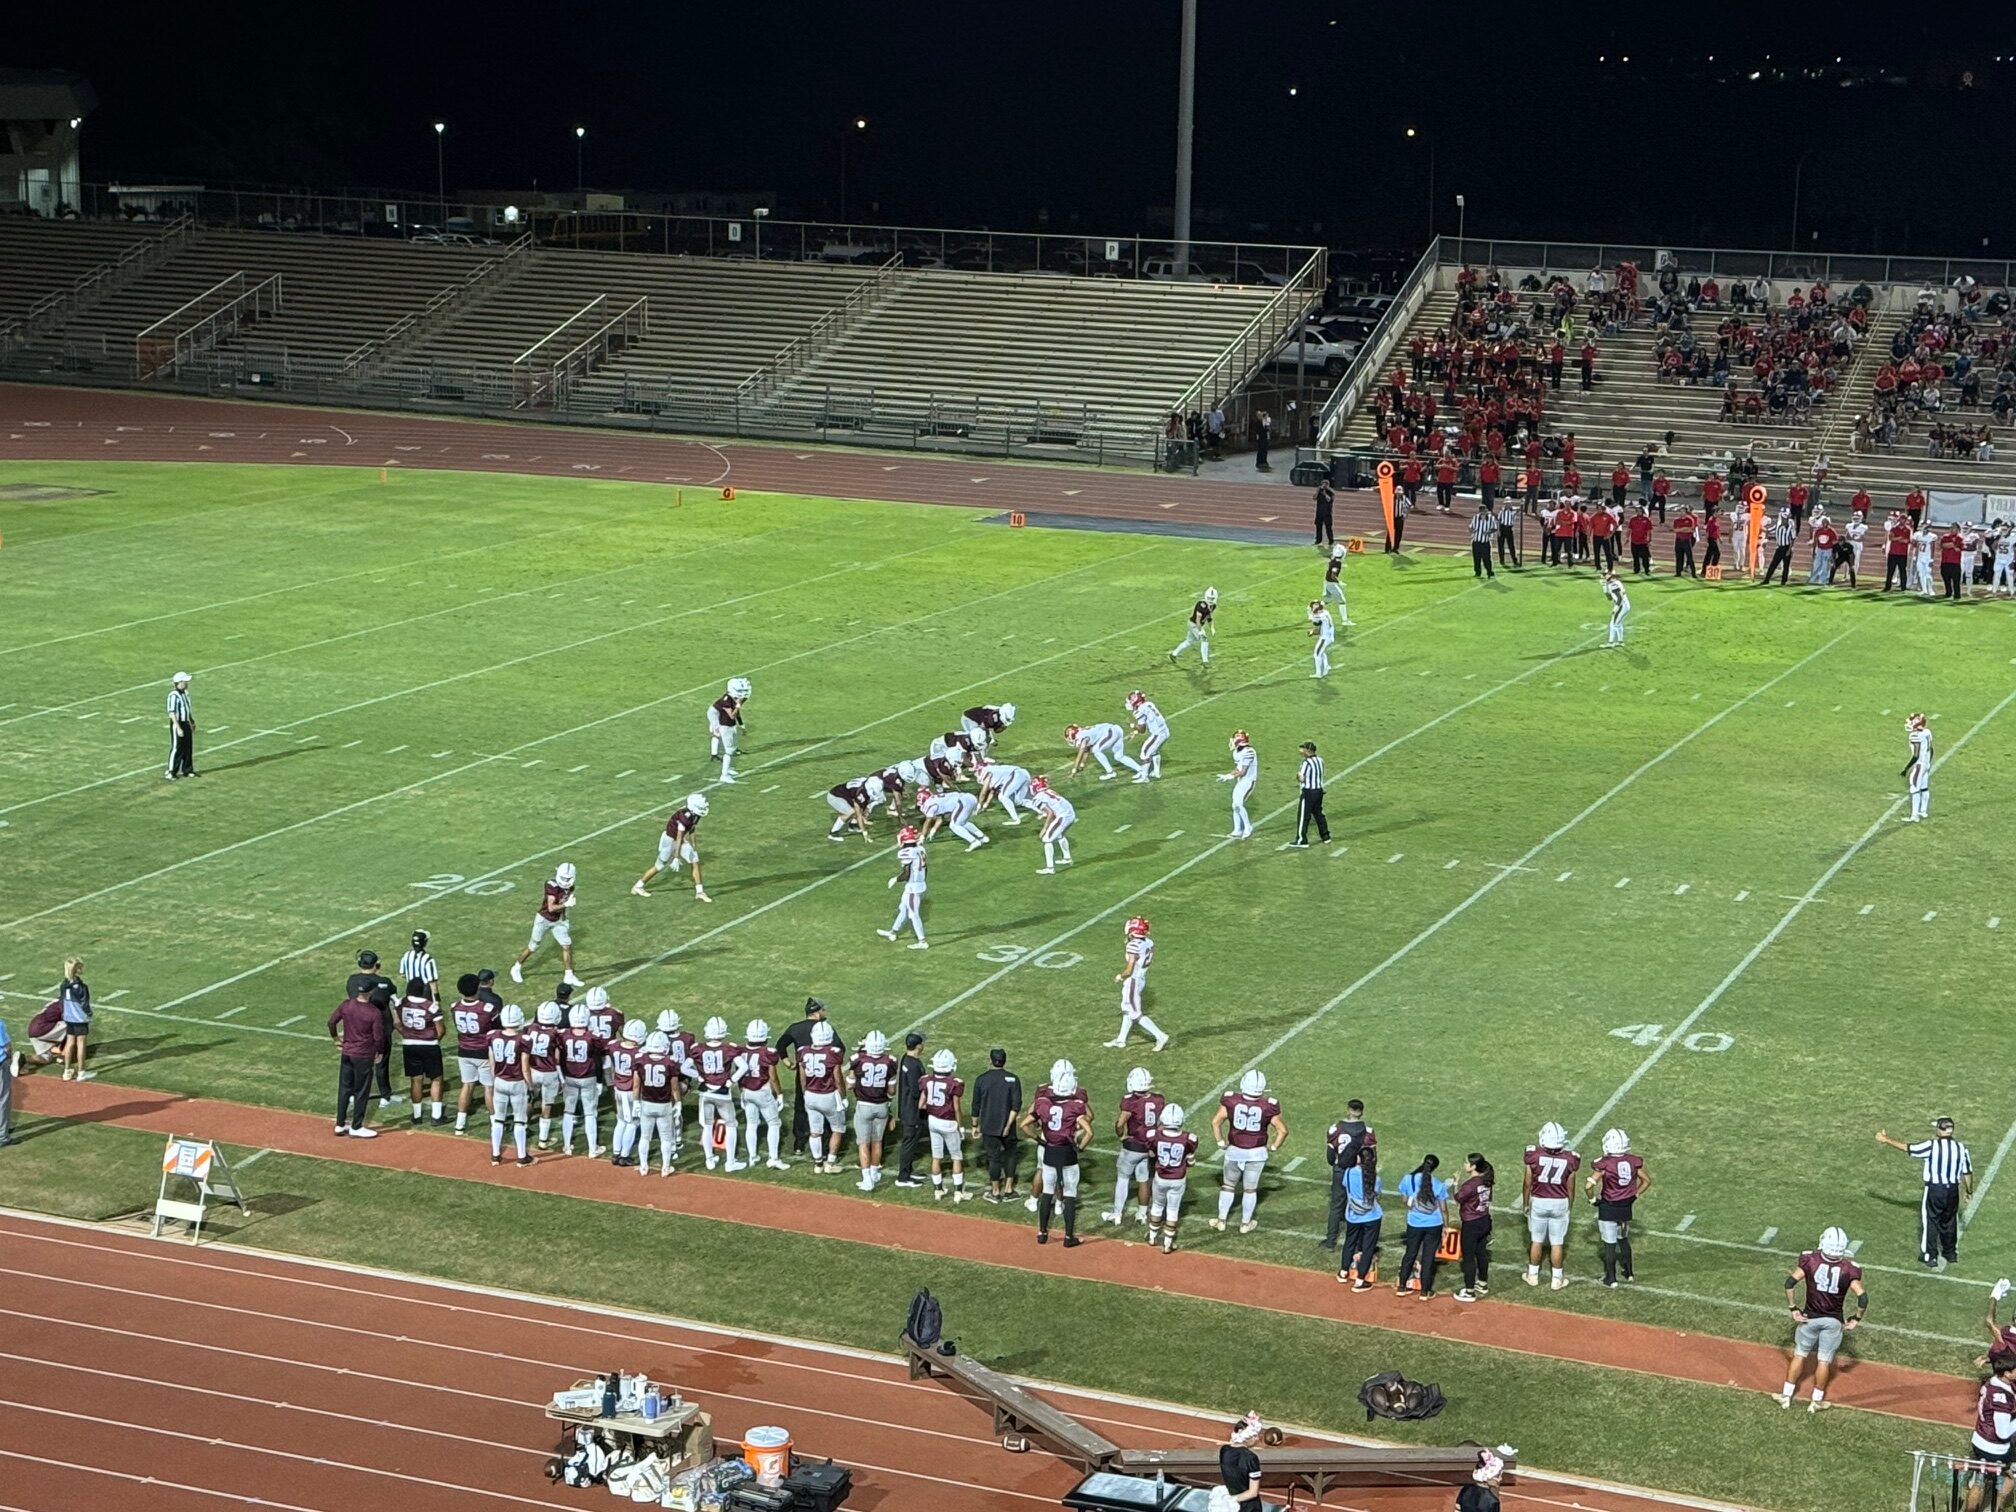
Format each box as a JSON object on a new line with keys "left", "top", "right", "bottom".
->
{"left": 1538, "top": 1121, "right": 1568, "bottom": 1149}
{"left": 999, "top": 702, "right": 1017, "bottom": 726}
{"left": 1159, "top": 1103, "right": 1186, "bottom": 1130}
{"left": 864, "top": 775, "right": 887, "bottom": 804}
{"left": 727, "top": 676, "right": 752, "bottom": 700}
{"left": 1239, "top": 1069, "right": 1267, "bottom": 1097}
{"left": 811, "top": 1021, "right": 836, "bottom": 1047}
{"left": 1819, "top": 1226, "right": 1851, "bottom": 1259}
{"left": 746, "top": 1019, "right": 771, "bottom": 1043}
{"left": 704, "top": 1015, "right": 728, "bottom": 1042}
{"left": 863, "top": 1030, "right": 889, "bottom": 1057}
{"left": 567, "top": 1005, "right": 590, "bottom": 1030}
{"left": 622, "top": 1017, "right": 647, "bottom": 1043}
{"left": 1331, "top": 544, "right": 1346, "bottom": 560}
{"left": 1049, "top": 1059, "right": 1079, "bottom": 1097}
{"left": 554, "top": 862, "right": 577, "bottom": 888}
{"left": 688, "top": 792, "right": 710, "bottom": 816}
{"left": 500, "top": 1003, "right": 526, "bottom": 1029}
{"left": 1126, "top": 1067, "right": 1153, "bottom": 1094}
{"left": 585, "top": 985, "right": 610, "bottom": 1010}
{"left": 1602, "top": 1128, "right": 1631, "bottom": 1156}
{"left": 1203, "top": 587, "right": 1219, "bottom": 605}
{"left": 931, "top": 1048, "right": 957, "bottom": 1074}
{"left": 657, "top": 1009, "right": 681, "bottom": 1034}
{"left": 645, "top": 1031, "right": 671, "bottom": 1055}
{"left": 537, "top": 1002, "right": 563, "bottom": 1026}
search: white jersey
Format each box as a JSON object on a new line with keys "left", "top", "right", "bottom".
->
{"left": 1125, "top": 936, "right": 1155, "bottom": 981}
{"left": 1132, "top": 699, "right": 1167, "bottom": 734}
{"left": 1079, "top": 722, "right": 1126, "bottom": 753}
{"left": 1310, "top": 607, "right": 1336, "bottom": 643}
{"left": 1906, "top": 728, "right": 1933, "bottom": 786}
{"left": 1604, "top": 578, "right": 1628, "bottom": 612}
{"left": 898, "top": 841, "right": 928, "bottom": 891}
{"left": 923, "top": 789, "right": 979, "bottom": 821}
{"left": 983, "top": 762, "right": 1033, "bottom": 795}
{"left": 1230, "top": 745, "right": 1257, "bottom": 784}
{"left": 1034, "top": 790, "right": 1076, "bottom": 823}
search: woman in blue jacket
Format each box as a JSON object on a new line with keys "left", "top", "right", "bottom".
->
{"left": 1336, "top": 1144, "right": 1382, "bottom": 1291}
{"left": 1395, "top": 1152, "right": 1454, "bottom": 1299}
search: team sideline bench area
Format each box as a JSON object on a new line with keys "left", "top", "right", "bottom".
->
{"left": 901, "top": 1329, "right": 1504, "bottom": 1496}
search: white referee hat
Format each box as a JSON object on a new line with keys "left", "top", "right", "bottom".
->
{"left": 171, "top": 671, "right": 191, "bottom": 684}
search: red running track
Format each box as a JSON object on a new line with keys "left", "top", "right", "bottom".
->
{"left": 0, "top": 1211, "right": 1736, "bottom": 1512}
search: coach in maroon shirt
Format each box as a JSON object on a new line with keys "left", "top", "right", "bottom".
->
{"left": 328, "top": 994, "right": 386, "bottom": 1139}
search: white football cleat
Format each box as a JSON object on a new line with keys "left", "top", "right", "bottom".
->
{"left": 1239, "top": 1220, "right": 1258, "bottom": 1234}
{"left": 1152, "top": 1035, "right": 1170, "bottom": 1053}
{"left": 1036, "top": 866, "right": 1056, "bottom": 875}
{"left": 1550, "top": 1276, "right": 1569, "bottom": 1291}
{"left": 694, "top": 889, "right": 713, "bottom": 903}
{"left": 1102, "top": 1038, "right": 1128, "bottom": 1049}
{"left": 1100, "top": 1210, "right": 1121, "bottom": 1224}
{"left": 952, "top": 1190, "right": 973, "bottom": 1202}
{"left": 907, "top": 941, "right": 929, "bottom": 950}
{"left": 857, "top": 1177, "right": 876, "bottom": 1191}
{"left": 509, "top": 963, "right": 524, "bottom": 984}
{"left": 724, "top": 1160, "right": 747, "bottom": 1173}
{"left": 1208, "top": 1217, "right": 1226, "bottom": 1231}
{"left": 876, "top": 929, "right": 897, "bottom": 941}
{"left": 563, "top": 971, "right": 585, "bottom": 988}
{"left": 766, "top": 1157, "right": 789, "bottom": 1171}
{"left": 630, "top": 881, "right": 650, "bottom": 897}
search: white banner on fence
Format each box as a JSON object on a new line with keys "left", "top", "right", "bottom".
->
{"left": 1927, "top": 490, "right": 1986, "bottom": 526}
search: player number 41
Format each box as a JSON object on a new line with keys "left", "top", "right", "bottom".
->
{"left": 410, "top": 872, "right": 516, "bottom": 898}
{"left": 1609, "top": 1024, "right": 1734, "bottom": 1053}
{"left": 975, "top": 943, "right": 1085, "bottom": 969}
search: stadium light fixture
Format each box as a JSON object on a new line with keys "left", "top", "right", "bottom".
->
{"left": 69, "top": 116, "right": 81, "bottom": 129}
{"left": 840, "top": 118, "right": 869, "bottom": 223}
{"left": 1403, "top": 127, "right": 1435, "bottom": 242}
{"left": 432, "top": 122, "right": 446, "bottom": 227}
{"left": 575, "top": 125, "right": 587, "bottom": 192}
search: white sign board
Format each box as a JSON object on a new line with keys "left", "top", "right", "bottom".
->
{"left": 151, "top": 1136, "right": 249, "bottom": 1243}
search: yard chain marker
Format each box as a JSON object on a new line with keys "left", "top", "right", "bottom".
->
{"left": 1571, "top": 680, "right": 2016, "bottom": 1151}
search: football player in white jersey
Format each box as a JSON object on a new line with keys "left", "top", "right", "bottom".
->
{"left": 1308, "top": 599, "right": 1336, "bottom": 677}
{"left": 1218, "top": 728, "right": 1258, "bottom": 839}
{"left": 974, "top": 755, "right": 1036, "bottom": 823}
{"left": 707, "top": 676, "right": 752, "bottom": 782}
{"left": 1170, "top": 587, "right": 1217, "bottom": 664}
{"left": 878, "top": 826, "right": 930, "bottom": 948}
{"left": 1066, "top": 721, "right": 1144, "bottom": 780}
{"left": 1031, "top": 776, "right": 1077, "bottom": 875}
{"left": 1602, "top": 570, "right": 1630, "bottom": 647}
{"left": 1125, "top": 690, "right": 1169, "bottom": 781}
{"left": 915, "top": 785, "right": 990, "bottom": 851}
{"left": 1107, "top": 915, "right": 1170, "bottom": 1051}
{"left": 1900, "top": 712, "right": 1933, "bottom": 822}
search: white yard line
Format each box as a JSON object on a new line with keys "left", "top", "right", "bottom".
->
{"left": 1202, "top": 628, "right": 1857, "bottom": 1105}
{"left": 1964, "top": 1117, "right": 2016, "bottom": 1229}
{"left": 1571, "top": 681, "right": 2016, "bottom": 1150}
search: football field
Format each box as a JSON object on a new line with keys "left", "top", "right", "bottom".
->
{"left": 6, "top": 457, "right": 2015, "bottom": 1387}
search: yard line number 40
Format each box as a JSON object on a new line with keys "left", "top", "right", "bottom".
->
{"left": 1610, "top": 1024, "right": 1734, "bottom": 1053}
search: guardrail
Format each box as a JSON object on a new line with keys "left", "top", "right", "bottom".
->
{"left": 340, "top": 231, "right": 533, "bottom": 376}
{"left": 1167, "top": 248, "right": 1326, "bottom": 426}
{"left": 511, "top": 294, "right": 649, "bottom": 409}
{"left": 1313, "top": 237, "right": 1443, "bottom": 449}
{"left": 733, "top": 252, "right": 907, "bottom": 414}
{"left": 133, "top": 271, "right": 284, "bottom": 380}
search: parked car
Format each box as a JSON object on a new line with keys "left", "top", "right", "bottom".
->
{"left": 1142, "top": 258, "right": 1216, "bottom": 283}
{"left": 1271, "top": 320, "right": 1361, "bottom": 378}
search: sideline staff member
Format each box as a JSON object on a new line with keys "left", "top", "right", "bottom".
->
{"left": 971, "top": 1047, "right": 1023, "bottom": 1202}
{"left": 346, "top": 950, "right": 399, "bottom": 1104}
{"left": 327, "top": 989, "right": 385, "bottom": 1139}
{"left": 1879, "top": 1118, "right": 1972, "bottom": 1269}
{"left": 165, "top": 672, "right": 196, "bottom": 779}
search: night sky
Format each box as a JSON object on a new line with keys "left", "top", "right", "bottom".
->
{"left": 11, "top": 2, "right": 2016, "bottom": 257}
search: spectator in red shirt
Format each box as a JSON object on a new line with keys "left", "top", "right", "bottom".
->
{"left": 1580, "top": 342, "right": 1598, "bottom": 391}
{"left": 1400, "top": 455, "right": 1424, "bottom": 509}
{"left": 1627, "top": 505, "right": 1655, "bottom": 575}
{"left": 1547, "top": 498, "right": 1578, "bottom": 567}
{"left": 1435, "top": 453, "right": 1460, "bottom": 514}
{"left": 1786, "top": 481, "right": 1810, "bottom": 531}
{"left": 1650, "top": 471, "right": 1672, "bottom": 523}
{"left": 1561, "top": 432, "right": 1579, "bottom": 468}
{"left": 1478, "top": 456, "right": 1501, "bottom": 514}
{"left": 1904, "top": 487, "right": 1927, "bottom": 526}
{"left": 1609, "top": 463, "right": 1630, "bottom": 508}
{"left": 1701, "top": 474, "right": 1725, "bottom": 511}
{"left": 1588, "top": 501, "right": 1617, "bottom": 572}
{"left": 1671, "top": 508, "right": 1699, "bottom": 578}
{"left": 1884, "top": 513, "right": 1914, "bottom": 591}
{"left": 1939, "top": 528, "right": 1965, "bottom": 599}
{"left": 1849, "top": 487, "right": 1872, "bottom": 518}
{"left": 1702, "top": 507, "right": 1723, "bottom": 573}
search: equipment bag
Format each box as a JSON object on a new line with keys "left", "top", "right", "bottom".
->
{"left": 1357, "top": 1370, "right": 1445, "bottom": 1422}
{"left": 905, "top": 1287, "right": 943, "bottom": 1348}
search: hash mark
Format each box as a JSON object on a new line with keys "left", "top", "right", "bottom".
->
{"left": 384, "top": 745, "right": 408, "bottom": 754}
{"left": 1443, "top": 858, "right": 1460, "bottom": 869}
{"left": 215, "top": 1006, "right": 249, "bottom": 1020}
{"left": 616, "top": 769, "right": 636, "bottom": 779}
{"left": 1329, "top": 845, "right": 1347, "bottom": 857}
{"left": 1556, "top": 871, "right": 1574, "bottom": 883}
{"left": 102, "top": 989, "right": 128, "bottom": 1001}
{"left": 1114, "top": 823, "right": 1132, "bottom": 833}
{"left": 77, "top": 711, "right": 100, "bottom": 721}
{"left": 1758, "top": 1227, "right": 1778, "bottom": 1245}
{"left": 568, "top": 764, "right": 589, "bottom": 773}
{"left": 1615, "top": 877, "right": 1630, "bottom": 889}
{"left": 522, "top": 759, "right": 544, "bottom": 768}
{"left": 1386, "top": 853, "right": 1404, "bottom": 864}
{"left": 1167, "top": 830, "right": 1185, "bottom": 840}
{"left": 1859, "top": 903, "right": 1874, "bottom": 916}
{"left": 1992, "top": 918, "right": 2002, "bottom": 930}
{"left": 762, "top": 785, "right": 781, "bottom": 794}
{"left": 276, "top": 1015, "right": 304, "bottom": 1028}
{"left": 1283, "top": 1156, "right": 1306, "bottom": 1173}
{"left": 1673, "top": 883, "right": 1689, "bottom": 895}
{"left": 1923, "top": 910, "right": 1938, "bottom": 923}
{"left": 432, "top": 750, "right": 453, "bottom": 759}
{"left": 1735, "top": 889, "right": 1750, "bottom": 901}
{"left": 118, "top": 716, "right": 144, "bottom": 724}
{"left": 342, "top": 739, "right": 362, "bottom": 749}
{"left": 1675, "top": 1214, "right": 1696, "bottom": 1232}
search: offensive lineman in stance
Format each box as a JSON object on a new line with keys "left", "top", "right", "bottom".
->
{"left": 1900, "top": 712, "right": 1932, "bottom": 822}
{"left": 1022, "top": 1060, "right": 1093, "bottom": 1247}
{"left": 1106, "top": 915, "right": 1170, "bottom": 1051}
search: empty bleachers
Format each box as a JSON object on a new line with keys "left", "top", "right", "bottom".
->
{"left": 0, "top": 217, "right": 171, "bottom": 324}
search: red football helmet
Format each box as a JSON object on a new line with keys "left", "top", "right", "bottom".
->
{"left": 1030, "top": 775, "right": 1051, "bottom": 795}
{"left": 1063, "top": 723, "right": 1082, "bottom": 744}
{"left": 914, "top": 786, "right": 934, "bottom": 807}
{"left": 1125, "top": 690, "right": 1146, "bottom": 711}
{"left": 898, "top": 825, "right": 921, "bottom": 844}
{"left": 1906, "top": 712, "right": 1927, "bottom": 730}
{"left": 1125, "top": 915, "right": 1151, "bottom": 939}
{"left": 1230, "top": 728, "right": 1250, "bottom": 749}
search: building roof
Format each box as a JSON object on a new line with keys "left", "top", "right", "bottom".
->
{"left": 0, "top": 68, "right": 97, "bottom": 122}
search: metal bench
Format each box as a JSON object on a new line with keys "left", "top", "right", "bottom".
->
{"left": 901, "top": 1333, "right": 1121, "bottom": 1472}
{"left": 1113, "top": 1443, "right": 1503, "bottom": 1503}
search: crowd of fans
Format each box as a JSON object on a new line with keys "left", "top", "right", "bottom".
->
{"left": 1644, "top": 274, "right": 1867, "bottom": 427}
{"left": 1853, "top": 280, "right": 2014, "bottom": 462}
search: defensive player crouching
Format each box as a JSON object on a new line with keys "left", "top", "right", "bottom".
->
{"left": 878, "top": 825, "right": 931, "bottom": 949}
{"left": 1586, "top": 1128, "right": 1651, "bottom": 1288}
{"left": 826, "top": 774, "right": 886, "bottom": 841}
{"left": 707, "top": 676, "right": 752, "bottom": 783}
{"left": 486, "top": 1004, "right": 535, "bottom": 1167}
{"left": 916, "top": 785, "right": 990, "bottom": 851}
{"left": 848, "top": 1029, "right": 899, "bottom": 1191}
{"left": 1031, "top": 776, "right": 1076, "bottom": 875}
{"left": 1021, "top": 1060, "right": 1093, "bottom": 1246}
{"left": 633, "top": 793, "right": 712, "bottom": 902}
{"left": 557, "top": 1003, "right": 605, "bottom": 1158}
{"left": 798, "top": 1021, "right": 849, "bottom": 1174}
{"left": 1147, "top": 1104, "right": 1198, "bottom": 1253}
{"left": 605, "top": 1018, "right": 646, "bottom": 1167}
{"left": 512, "top": 862, "right": 583, "bottom": 987}
{"left": 1218, "top": 729, "right": 1257, "bottom": 841}
{"left": 1170, "top": 587, "right": 1217, "bottom": 664}
{"left": 919, "top": 1048, "right": 973, "bottom": 1202}
{"left": 737, "top": 1019, "right": 790, "bottom": 1170}
{"left": 1105, "top": 1066, "right": 1166, "bottom": 1224}
{"left": 691, "top": 1017, "right": 744, "bottom": 1171}
{"left": 973, "top": 755, "right": 1036, "bottom": 824}
{"left": 527, "top": 1000, "right": 567, "bottom": 1150}
{"left": 1212, "top": 1070, "right": 1286, "bottom": 1233}
{"left": 960, "top": 702, "right": 1016, "bottom": 751}
{"left": 1522, "top": 1121, "right": 1583, "bottom": 1290}
{"left": 1107, "top": 915, "right": 1170, "bottom": 1052}
{"left": 1124, "top": 690, "right": 1170, "bottom": 781}
{"left": 1776, "top": 1228, "right": 1867, "bottom": 1412}
{"left": 449, "top": 974, "right": 497, "bottom": 1135}
{"left": 1066, "top": 721, "right": 1144, "bottom": 781}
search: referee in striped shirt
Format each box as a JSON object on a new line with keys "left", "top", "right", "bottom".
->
{"left": 1469, "top": 503, "right": 1496, "bottom": 578}
{"left": 1760, "top": 510, "right": 1798, "bottom": 586}
{"left": 165, "top": 672, "right": 196, "bottom": 779}
{"left": 1290, "top": 742, "right": 1329, "bottom": 847}
{"left": 398, "top": 931, "right": 440, "bottom": 1001}
{"left": 1879, "top": 1118, "right": 1972, "bottom": 1269}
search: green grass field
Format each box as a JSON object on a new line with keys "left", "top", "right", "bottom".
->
{"left": 4, "top": 460, "right": 2015, "bottom": 1498}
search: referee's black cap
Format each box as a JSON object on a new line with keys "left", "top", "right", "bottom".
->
{"left": 357, "top": 949, "right": 379, "bottom": 969}
{"left": 805, "top": 996, "right": 827, "bottom": 1015}
{"left": 477, "top": 968, "right": 496, "bottom": 985}
{"left": 1933, "top": 1115, "right": 1956, "bottom": 1130}
{"left": 412, "top": 929, "right": 429, "bottom": 950}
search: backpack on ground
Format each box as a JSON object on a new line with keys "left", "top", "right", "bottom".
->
{"left": 1357, "top": 1370, "right": 1445, "bottom": 1422}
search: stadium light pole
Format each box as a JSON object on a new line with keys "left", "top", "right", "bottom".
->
{"left": 1173, "top": 0, "right": 1197, "bottom": 275}
{"left": 839, "top": 117, "right": 867, "bottom": 223}
{"left": 1404, "top": 127, "right": 1434, "bottom": 244}
{"left": 575, "top": 125, "right": 586, "bottom": 193}
{"left": 432, "top": 121, "right": 446, "bottom": 228}
{"left": 1789, "top": 149, "right": 1813, "bottom": 254}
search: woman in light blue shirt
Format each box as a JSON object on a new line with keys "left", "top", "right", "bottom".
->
{"left": 1336, "top": 1144, "right": 1383, "bottom": 1291}
{"left": 59, "top": 957, "right": 93, "bottom": 1082}
{"left": 1395, "top": 1152, "right": 1454, "bottom": 1299}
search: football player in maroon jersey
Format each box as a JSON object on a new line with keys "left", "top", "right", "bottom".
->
{"left": 1145, "top": 1104, "right": 1197, "bottom": 1253}
{"left": 1106, "top": 1066, "right": 1166, "bottom": 1224}
{"left": 511, "top": 862, "right": 583, "bottom": 988}
{"left": 1776, "top": 1227, "right": 1867, "bottom": 1412}
{"left": 1020, "top": 1060, "right": 1093, "bottom": 1246}
{"left": 1586, "top": 1128, "right": 1652, "bottom": 1287}
{"left": 633, "top": 794, "right": 712, "bottom": 903}
{"left": 1211, "top": 1070, "right": 1286, "bottom": 1234}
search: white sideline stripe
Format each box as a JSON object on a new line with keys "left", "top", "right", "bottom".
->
{"left": 3, "top": 542, "right": 1150, "bottom": 932}
{"left": 1202, "top": 628, "right": 1858, "bottom": 1106}
{"left": 903, "top": 593, "right": 1627, "bottom": 1039}
{"left": 1965, "top": 1116, "right": 2016, "bottom": 1229}
{"left": 0, "top": 532, "right": 968, "bottom": 815}
{"left": 127, "top": 555, "right": 1279, "bottom": 1021}
{"left": 1571, "top": 680, "right": 2016, "bottom": 1151}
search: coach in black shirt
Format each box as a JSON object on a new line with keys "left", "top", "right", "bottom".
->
{"left": 894, "top": 1032, "right": 928, "bottom": 1188}
{"left": 776, "top": 997, "right": 838, "bottom": 1155}
{"left": 1321, "top": 1099, "right": 1373, "bottom": 1249}
{"left": 474, "top": 968, "right": 505, "bottom": 1014}
{"left": 345, "top": 950, "right": 399, "bottom": 1103}
{"left": 970, "top": 1048, "right": 1023, "bottom": 1201}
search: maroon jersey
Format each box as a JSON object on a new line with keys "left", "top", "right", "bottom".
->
{"left": 451, "top": 998, "right": 498, "bottom": 1055}
{"left": 918, "top": 1072, "right": 964, "bottom": 1118}
{"left": 962, "top": 705, "right": 1008, "bottom": 733}
{"left": 799, "top": 1043, "right": 845, "bottom": 1095}
{"left": 559, "top": 1026, "right": 602, "bottom": 1079}
{"left": 1978, "top": 1377, "right": 2016, "bottom": 1451}
{"left": 830, "top": 779, "right": 872, "bottom": 808}
{"left": 538, "top": 880, "right": 570, "bottom": 922}
{"left": 922, "top": 755, "right": 961, "bottom": 784}
{"left": 664, "top": 808, "right": 702, "bottom": 840}
{"left": 735, "top": 1043, "right": 780, "bottom": 1093}
{"left": 710, "top": 693, "right": 743, "bottom": 728}
{"left": 636, "top": 1050, "right": 680, "bottom": 1104}
{"left": 607, "top": 1038, "right": 640, "bottom": 1092}
{"left": 1120, "top": 1090, "right": 1168, "bottom": 1151}
{"left": 1152, "top": 1130, "right": 1199, "bottom": 1180}
{"left": 584, "top": 1002, "right": 620, "bottom": 1045}
{"left": 942, "top": 730, "right": 978, "bottom": 755}
{"left": 878, "top": 768, "right": 906, "bottom": 799}
{"left": 1593, "top": 1151, "right": 1646, "bottom": 1204}
{"left": 849, "top": 1050, "right": 897, "bottom": 1103}
{"left": 1032, "top": 1088, "right": 1091, "bottom": 1147}
{"left": 486, "top": 1029, "right": 527, "bottom": 1083}
{"left": 397, "top": 996, "right": 443, "bottom": 1044}
{"left": 692, "top": 1040, "right": 739, "bottom": 1092}
{"left": 667, "top": 1028, "right": 697, "bottom": 1072}
{"left": 1794, "top": 1250, "right": 1862, "bottom": 1319}
{"left": 1219, "top": 1092, "right": 1279, "bottom": 1151}
{"left": 1456, "top": 1173, "right": 1493, "bottom": 1222}
{"left": 525, "top": 1025, "right": 562, "bottom": 1076}
{"left": 1524, "top": 1145, "right": 1582, "bottom": 1199}
{"left": 1190, "top": 598, "right": 1215, "bottom": 626}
